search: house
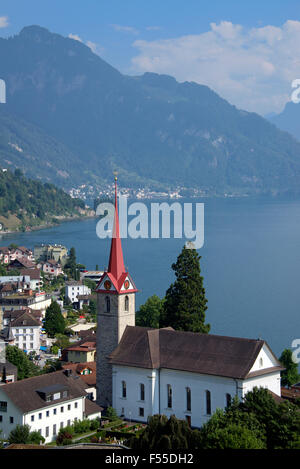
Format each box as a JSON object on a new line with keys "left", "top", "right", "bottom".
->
{"left": 8, "top": 257, "right": 36, "bottom": 271}
{"left": 0, "top": 290, "right": 51, "bottom": 313}
{"left": 0, "top": 361, "right": 18, "bottom": 384}
{"left": 20, "top": 269, "right": 42, "bottom": 291}
{"left": 62, "top": 339, "right": 96, "bottom": 364}
{"left": 80, "top": 271, "right": 104, "bottom": 283}
{"left": 13, "top": 247, "right": 34, "bottom": 262}
{"left": 0, "top": 247, "right": 11, "bottom": 264}
{"left": 0, "top": 369, "right": 102, "bottom": 442}
{"left": 34, "top": 244, "right": 68, "bottom": 267}
{"left": 109, "top": 326, "right": 284, "bottom": 427}
{"left": 281, "top": 383, "right": 300, "bottom": 403}
{"left": 1, "top": 311, "right": 41, "bottom": 353}
{"left": 65, "top": 281, "right": 91, "bottom": 308}
{"left": 77, "top": 293, "right": 96, "bottom": 310}
{"left": 62, "top": 362, "right": 97, "bottom": 401}
{"left": 39, "top": 260, "right": 63, "bottom": 277}
{"left": 3, "top": 308, "right": 43, "bottom": 327}
{"left": 69, "top": 323, "right": 96, "bottom": 337}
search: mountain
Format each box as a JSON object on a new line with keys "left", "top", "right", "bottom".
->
{"left": 0, "top": 167, "right": 89, "bottom": 232}
{"left": 2, "top": 25, "right": 300, "bottom": 195}
{"left": 268, "top": 102, "right": 300, "bottom": 143}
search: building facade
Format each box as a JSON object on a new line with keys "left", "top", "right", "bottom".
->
{"left": 96, "top": 177, "right": 137, "bottom": 408}
{"left": 109, "top": 326, "right": 283, "bottom": 428}
{"left": 0, "top": 370, "right": 102, "bottom": 443}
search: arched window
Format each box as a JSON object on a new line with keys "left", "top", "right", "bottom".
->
{"left": 186, "top": 387, "right": 191, "bottom": 411}
{"left": 105, "top": 296, "right": 110, "bottom": 313}
{"left": 167, "top": 384, "right": 172, "bottom": 408}
{"left": 122, "top": 381, "right": 126, "bottom": 398}
{"left": 140, "top": 383, "right": 145, "bottom": 401}
{"left": 125, "top": 295, "right": 129, "bottom": 312}
{"left": 226, "top": 393, "right": 231, "bottom": 408}
{"left": 259, "top": 357, "right": 263, "bottom": 368}
{"left": 206, "top": 390, "right": 211, "bottom": 415}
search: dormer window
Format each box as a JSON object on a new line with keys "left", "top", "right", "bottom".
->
{"left": 36, "top": 384, "right": 68, "bottom": 402}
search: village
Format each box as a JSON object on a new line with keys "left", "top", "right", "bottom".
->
{"left": 0, "top": 181, "right": 299, "bottom": 450}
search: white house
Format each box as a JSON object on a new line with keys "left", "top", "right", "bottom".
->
{"left": 65, "top": 281, "right": 91, "bottom": 308}
{"left": 109, "top": 326, "right": 284, "bottom": 428}
{"left": 1, "top": 311, "right": 41, "bottom": 353}
{"left": 0, "top": 369, "right": 102, "bottom": 443}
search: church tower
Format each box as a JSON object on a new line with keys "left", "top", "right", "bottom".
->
{"left": 96, "top": 176, "right": 137, "bottom": 408}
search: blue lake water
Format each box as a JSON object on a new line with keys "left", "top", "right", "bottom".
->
{"left": 1, "top": 197, "right": 300, "bottom": 361}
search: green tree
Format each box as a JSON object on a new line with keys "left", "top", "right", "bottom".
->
{"left": 44, "top": 301, "right": 66, "bottom": 337}
{"left": 106, "top": 406, "right": 118, "bottom": 421}
{"left": 128, "top": 415, "right": 193, "bottom": 450}
{"left": 5, "top": 345, "right": 40, "bottom": 380}
{"left": 8, "top": 424, "right": 31, "bottom": 444}
{"left": 240, "top": 386, "right": 300, "bottom": 449}
{"left": 136, "top": 295, "right": 164, "bottom": 329}
{"left": 279, "top": 348, "right": 300, "bottom": 387}
{"left": 160, "top": 245, "right": 210, "bottom": 333}
{"left": 54, "top": 333, "right": 70, "bottom": 349}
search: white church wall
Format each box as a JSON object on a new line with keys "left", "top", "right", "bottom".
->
{"left": 241, "top": 371, "right": 281, "bottom": 397}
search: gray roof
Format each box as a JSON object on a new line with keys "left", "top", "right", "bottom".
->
{"left": 0, "top": 370, "right": 87, "bottom": 413}
{"left": 109, "top": 326, "right": 284, "bottom": 380}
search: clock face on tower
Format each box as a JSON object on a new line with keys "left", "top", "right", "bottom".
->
{"left": 124, "top": 280, "right": 130, "bottom": 290}
{"left": 104, "top": 280, "right": 111, "bottom": 290}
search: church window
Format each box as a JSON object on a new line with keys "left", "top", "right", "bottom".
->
{"left": 125, "top": 295, "right": 129, "bottom": 311}
{"left": 259, "top": 357, "right": 263, "bottom": 368}
{"left": 167, "top": 384, "right": 172, "bottom": 408}
{"left": 206, "top": 390, "right": 211, "bottom": 415}
{"left": 140, "top": 383, "right": 145, "bottom": 401}
{"left": 186, "top": 387, "right": 191, "bottom": 411}
{"left": 139, "top": 407, "right": 144, "bottom": 417}
{"left": 226, "top": 393, "right": 231, "bottom": 408}
{"left": 122, "top": 381, "right": 127, "bottom": 398}
{"left": 105, "top": 296, "right": 110, "bottom": 313}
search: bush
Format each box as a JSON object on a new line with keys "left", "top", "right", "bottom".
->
{"left": 29, "top": 431, "right": 45, "bottom": 445}
{"left": 106, "top": 406, "right": 118, "bottom": 421}
{"left": 73, "top": 419, "right": 91, "bottom": 434}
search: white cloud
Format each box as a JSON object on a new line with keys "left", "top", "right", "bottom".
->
{"left": 68, "top": 33, "right": 104, "bottom": 56}
{"left": 68, "top": 33, "right": 83, "bottom": 42}
{"left": 111, "top": 24, "right": 139, "bottom": 35}
{"left": 0, "top": 16, "right": 9, "bottom": 28}
{"left": 131, "top": 20, "right": 300, "bottom": 114}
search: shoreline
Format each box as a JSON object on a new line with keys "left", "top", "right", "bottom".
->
{"left": 0, "top": 213, "right": 97, "bottom": 237}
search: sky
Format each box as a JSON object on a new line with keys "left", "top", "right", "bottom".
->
{"left": 1, "top": 0, "right": 300, "bottom": 115}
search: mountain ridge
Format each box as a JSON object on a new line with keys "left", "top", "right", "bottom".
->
{"left": 1, "top": 25, "right": 300, "bottom": 196}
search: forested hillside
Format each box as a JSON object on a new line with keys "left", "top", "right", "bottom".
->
{"left": 0, "top": 168, "right": 87, "bottom": 231}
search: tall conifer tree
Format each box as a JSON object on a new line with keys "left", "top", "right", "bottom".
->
{"left": 160, "top": 245, "right": 210, "bottom": 333}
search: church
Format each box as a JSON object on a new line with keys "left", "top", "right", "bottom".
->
{"left": 95, "top": 177, "right": 284, "bottom": 427}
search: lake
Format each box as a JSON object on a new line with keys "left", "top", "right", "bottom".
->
{"left": 1, "top": 197, "right": 300, "bottom": 361}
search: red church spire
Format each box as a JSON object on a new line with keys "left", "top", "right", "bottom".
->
{"left": 107, "top": 175, "right": 125, "bottom": 282}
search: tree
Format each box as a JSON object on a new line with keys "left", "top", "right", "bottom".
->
{"left": 240, "top": 386, "right": 300, "bottom": 449}
{"left": 44, "top": 301, "right": 66, "bottom": 337}
{"left": 279, "top": 348, "right": 300, "bottom": 387}
{"left": 8, "top": 424, "right": 31, "bottom": 444}
{"left": 5, "top": 345, "right": 40, "bottom": 380}
{"left": 136, "top": 295, "right": 164, "bottom": 329}
{"left": 160, "top": 245, "right": 210, "bottom": 333}
{"left": 106, "top": 406, "right": 118, "bottom": 421}
{"left": 128, "top": 415, "right": 194, "bottom": 450}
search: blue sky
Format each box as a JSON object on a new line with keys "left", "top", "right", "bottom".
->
{"left": 1, "top": 0, "right": 300, "bottom": 114}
